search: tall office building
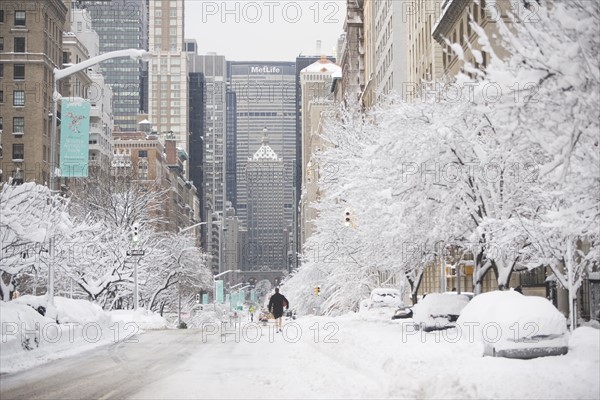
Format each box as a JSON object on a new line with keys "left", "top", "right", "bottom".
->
{"left": 294, "top": 55, "right": 335, "bottom": 269}
{"left": 299, "top": 58, "right": 341, "bottom": 248}
{"left": 148, "top": 0, "right": 189, "bottom": 154}
{"left": 226, "top": 89, "right": 238, "bottom": 210}
{"left": 188, "top": 71, "right": 205, "bottom": 241}
{"left": 228, "top": 61, "right": 296, "bottom": 230}
{"left": 188, "top": 54, "right": 227, "bottom": 218}
{"left": 246, "top": 131, "right": 286, "bottom": 273}
{"left": 81, "top": 0, "right": 148, "bottom": 131}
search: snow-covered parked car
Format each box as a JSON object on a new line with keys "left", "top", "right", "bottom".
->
{"left": 411, "top": 292, "right": 471, "bottom": 332}
{"left": 368, "top": 288, "right": 403, "bottom": 308}
{"left": 359, "top": 288, "right": 404, "bottom": 318}
{"left": 457, "top": 290, "right": 569, "bottom": 359}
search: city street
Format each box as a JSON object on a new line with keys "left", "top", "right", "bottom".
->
{"left": 1, "top": 316, "right": 598, "bottom": 400}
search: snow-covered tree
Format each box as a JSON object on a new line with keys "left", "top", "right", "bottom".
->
{"left": 0, "top": 183, "right": 72, "bottom": 301}
{"left": 459, "top": 0, "right": 599, "bottom": 323}
{"left": 139, "top": 233, "right": 211, "bottom": 314}
{"left": 61, "top": 172, "right": 170, "bottom": 307}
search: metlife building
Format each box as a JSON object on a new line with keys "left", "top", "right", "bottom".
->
{"left": 228, "top": 62, "right": 296, "bottom": 234}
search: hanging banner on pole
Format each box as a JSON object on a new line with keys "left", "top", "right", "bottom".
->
{"left": 202, "top": 293, "right": 208, "bottom": 304}
{"left": 250, "top": 289, "right": 256, "bottom": 303}
{"left": 215, "top": 280, "right": 224, "bottom": 303}
{"left": 60, "top": 97, "right": 90, "bottom": 177}
{"left": 231, "top": 292, "right": 238, "bottom": 311}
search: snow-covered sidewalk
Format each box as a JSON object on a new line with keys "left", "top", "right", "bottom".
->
{"left": 0, "top": 296, "right": 167, "bottom": 374}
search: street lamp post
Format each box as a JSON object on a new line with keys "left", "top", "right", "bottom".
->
{"left": 46, "top": 49, "right": 150, "bottom": 306}
{"left": 50, "top": 49, "right": 151, "bottom": 192}
{"left": 213, "top": 269, "right": 241, "bottom": 306}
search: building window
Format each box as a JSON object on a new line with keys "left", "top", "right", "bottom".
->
{"left": 63, "top": 52, "right": 69, "bottom": 64}
{"left": 77, "top": 21, "right": 82, "bottom": 32}
{"left": 0, "top": 91, "right": 3, "bottom": 103}
{"left": 13, "top": 64, "right": 24, "bottom": 80}
{"left": 0, "top": 117, "right": 3, "bottom": 132}
{"left": 14, "top": 11, "right": 26, "bottom": 26}
{"left": 14, "top": 37, "right": 25, "bottom": 52}
{"left": 13, "top": 90, "right": 24, "bottom": 106}
{"left": 0, "top": 10, "right": 4, "bottom": 23}
{"left": 13, "top": 117, "right": 24, "bottom": 134}
{"left": 138, "top": 150, "right": 148, "bottom": 157}
{"left": 0, "top": 37, "right": 3, "bottom": 51}
{"left": 0, "top": 63, "right": 3, "bottom": 78}
{"left": 12, "top": 144, "right": 24, "bottom": 160}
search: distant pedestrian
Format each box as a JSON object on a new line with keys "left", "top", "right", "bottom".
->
{"left": 268, "top": 288, "right": 289, "bottom": 333}
{"left": 249, "top": 305, "right": 255, "bottom": 322}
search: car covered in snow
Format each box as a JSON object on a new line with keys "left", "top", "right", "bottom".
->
{"left": 359, "top": 288, "right": 404, "bottom": 318}
{"left": 368, "top": 288, "right": 403, "bottom": 308}
{"left": 457, "top": 290, "right": 569, "bottom": 359}
{"left": 360, "top": 288, "right": 403, "bottom": 310}
{"left": 411, "top": 292, "right": 471, "bottom": 331}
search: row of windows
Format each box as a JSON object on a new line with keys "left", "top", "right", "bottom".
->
{"left": 0, "top": 90, "right": 25, "bottom": 106}
{"left": 0, "top": 37, "right": 26, "bottom": 52}
{"left": 0, "top": 117, "right": 25, "bottom": 133}
{"left": 0, "top": 64, "right": 25, "bottom": 79}
{"left": 0, "top": 10, "right": 25, "bottom": 26}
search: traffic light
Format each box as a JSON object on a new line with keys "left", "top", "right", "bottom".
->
{"left": 132, "top": 223, "right": 139, "bottom": 243}
{"left": 344, "top": 209, "right": 351, "bottom": 227}
{"left": 195, "top": 293, "right": 200, "bottom": 304}
{"left": 314, "top": 286, "right": 321, "bottom": 296}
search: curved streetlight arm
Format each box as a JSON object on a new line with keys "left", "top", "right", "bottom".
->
{"left": 54, "top": 49, "right": 151, "bottom": 81}
{"left": 50, "top": 49, "right": 151, "bottom": 191}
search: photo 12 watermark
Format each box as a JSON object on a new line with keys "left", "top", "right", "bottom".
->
{"left": 200, "top": 1, "right": 342, "bottom": 24}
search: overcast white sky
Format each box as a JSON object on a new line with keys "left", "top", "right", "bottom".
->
{"left": 184, "top": 1, "right": 346, "bottom": 61}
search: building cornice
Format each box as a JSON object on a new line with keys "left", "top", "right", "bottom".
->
{"left": 433, "top": 0, "right": 470, "bottom": 44}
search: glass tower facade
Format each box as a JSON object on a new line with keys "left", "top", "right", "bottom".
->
{"left": 82, "top": 0, "right": 148, "bottom": 131}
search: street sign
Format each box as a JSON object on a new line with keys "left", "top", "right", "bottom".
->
{"left": 126, "top": 249, "right": 145, "bottom": 256}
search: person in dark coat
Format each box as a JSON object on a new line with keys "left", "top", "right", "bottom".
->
{"left": 268, "top": 287, "right": 289, "bottom": 332}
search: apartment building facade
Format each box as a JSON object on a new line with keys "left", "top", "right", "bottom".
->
{"left": 0, "top": 1, "right": 68, "bottom": 185}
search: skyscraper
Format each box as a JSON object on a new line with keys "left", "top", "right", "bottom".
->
{"left": 228, "top": 61, "right": 296, "bottom": 230}
{"left": 294, "top": 55, "right": 336, "bottom": 269}
{"left": 246, "top": 131, "right": 286, "bottom": 273}
{"left": 81, "top": 0, "right": 148, "bottom": 131}
{"left": 148, "top": 0, "right": 188, "bottom": 154}
{"left": 188, "top": 53, "right": 227, "bottom": 221}
{"left": 226, "top": 89, "right": 238, "bottom": 211}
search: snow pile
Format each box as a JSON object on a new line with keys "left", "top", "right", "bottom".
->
{"left": 569, "top": 327, "right": 600, "bottom": 357}
{"left": 1, "top": 296, "right": 166, "bottom": 373}
{"left": 109, "top": 308, "right": 167, "bottom": 330}
{"left": 0, "top": 301, "right": 51, "bottom": 358}
{"left": 457, "top": 291, "right": 569, "bottom": 353}
{"left": 412, "top": 293, "right": 470, "bottom": 329}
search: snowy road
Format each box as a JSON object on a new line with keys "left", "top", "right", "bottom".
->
{"left": 1, "top": 316, "right": 599, "bottom": 399}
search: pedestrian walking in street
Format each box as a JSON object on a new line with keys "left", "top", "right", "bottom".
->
{"left": 249, "top": 305, "right": 255, "bottom": 322}
{"left": 268, "top": 288, "right": 289, "bottom": 333}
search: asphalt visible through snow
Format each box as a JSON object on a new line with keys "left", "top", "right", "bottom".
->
{"left": 0, "top": 329, "right": 204, "bottom": 400}
{"left": 0, "top": 321, "right": 383, "bottom": 400}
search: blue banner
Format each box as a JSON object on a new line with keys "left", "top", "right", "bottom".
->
{"left": 60, "top": 98, "right": 90, "bottom": 177}
{"left": 202, "top": 293, "right": 208, "bottom": 304}
{"left": 215, "top": 280, "right": 224, "bottom": 303}
{"left": 231, "top": 292, "right": 238, "bottom": 310}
